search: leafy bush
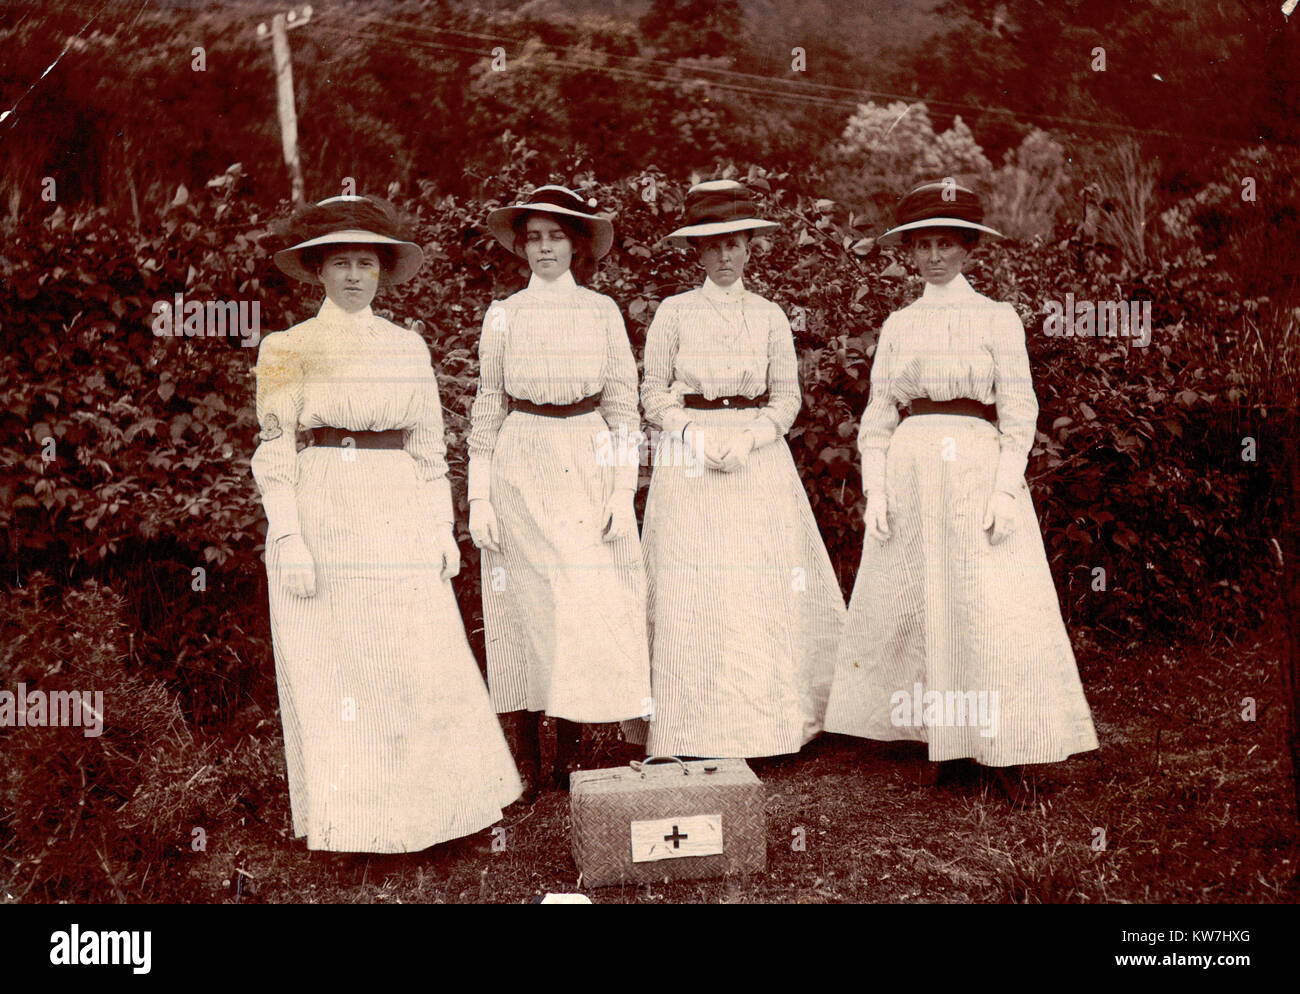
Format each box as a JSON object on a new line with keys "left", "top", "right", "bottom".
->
{"left": 986, "top": 129, "right": 1071, "bottom": 241}
{"left": 0, "top": 151, "right": 1284, "bottom": 740}
{"left": 827, "top": 101, "right": 993, "bottom": 226}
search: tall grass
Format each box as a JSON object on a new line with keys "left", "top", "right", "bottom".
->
{"left": 1096, "top": 140, "right": 1158, "bottom": 268}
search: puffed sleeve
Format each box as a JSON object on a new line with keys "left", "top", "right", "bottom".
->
{"left": 404, "top": 336, "right": 455, "bottom": 527}
{"left": 747, "top": 302, "right": 801, "bottom": 447}
{"left": 641, "top": 297, "right": 688, "bottom": 435}
{"left": 466, "top": 302, "right": 508, "bottom": 502}
{"left": 989, "top": 302, "right": 1039, "bottom": 495}
{"left": 856, "top": 314, "right": 902, "bottom": 497}
{"left": 597, "top": 295, "right": 642, "bottom": 492}
{"left": 250, "top": 332, "right": 304, "bottom": 543}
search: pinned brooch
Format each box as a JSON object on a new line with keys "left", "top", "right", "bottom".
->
{"left": 258, "top": 413, "right": 284, "bottom": 442}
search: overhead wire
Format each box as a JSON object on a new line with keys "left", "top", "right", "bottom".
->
{"left": 311, "top": 11, "right": 1268, "bottom": 146}
{"left": 0, "top": 0, "right": 1286, "bottom": 149}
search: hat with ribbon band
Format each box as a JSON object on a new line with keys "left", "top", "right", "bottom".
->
{"left": 273, "top": 195, "right": 425, "bottom": 284}
{"left": 875, "top": 181, "right": 1004, "bottom": 247}
{"left": 487, "top": 185, "right": 615, "bottom": 260}
{"left": 664, "top": 179, "right": 779, "bottom": 248}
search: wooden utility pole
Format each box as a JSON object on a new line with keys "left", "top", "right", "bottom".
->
{"left": 256, "top": 6, "right": 313, "bottom": 205}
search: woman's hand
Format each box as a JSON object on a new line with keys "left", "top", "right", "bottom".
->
{"left": 276, "top": 533, "right": 317, "bottom": 598}
{"left": 715, "top": 430, "right": 755, "bottom": 473}
{"left": 864, "top": 494, "right": 891, "bottom": 544}
{"left": 434, "top": 527, "right": 461, "bottom": 580}
{"left": 685, "top": 426, "right": 737, "bottom": 472}
{"left": 602, "top": 489, "right": 638, "bottom": 542}
{"left": 982, "top": 490, "right": 1018, "bottom": 545}
{"left": 469, "top": 498, "right": 501, "bottom": 552}
{"left": 684, "top": 425, "right": 721, "bottom": 471}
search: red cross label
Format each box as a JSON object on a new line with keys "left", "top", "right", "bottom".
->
{"left": 630, "top": 814, "right": 724, "bottom": 862}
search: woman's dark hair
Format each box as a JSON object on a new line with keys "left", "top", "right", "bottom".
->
{"left": 901, "top": 227, "right": 980, "bottom": 249}
{"left": 511, "top": 211, "right": 597, "bottom": 283}
{"left": 300, "top": 243, "right": 398, "bottom": 280}
{"left": 277, "top": 195, "right": 412, "bottom": 285}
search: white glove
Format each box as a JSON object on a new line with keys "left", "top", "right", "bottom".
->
{"left": 684, "top": 425, "right": 728, "bottom": 472}
{"left": 982, "top": 490, "right": 1018, "bottom": 546}
{"left": 276, "top": 533, "right": 317, "bottom": 598}
{"left": 715, "top": 430, "right": 755, "bottom": 473}
{"left": 602, "top": 489, "right": 637, "bottom": 542}
{"left": 434, "top": 526, "right": 461, "bottom": 580}
{"left": 468, "top": 499, "right": 501, "bottom": 552}
{"left": 864, "top": 494, "right": 890, "bottom": 544}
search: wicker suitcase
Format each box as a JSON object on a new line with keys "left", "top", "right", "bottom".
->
{"left": 569, "top": 757, "right": 766, "bottom": 887}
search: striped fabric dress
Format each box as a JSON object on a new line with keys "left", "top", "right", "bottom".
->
{"left": 624, "top": 278, "right": 846, "bottom": 758}
{"left": 823, "top": 274, "right": 1098, "bottom": 766}
{"left": 251, "top": 298, "right": 521, "bottom": 852}
{"left": 467, "top": 270, "right": 651, "bottom": 723}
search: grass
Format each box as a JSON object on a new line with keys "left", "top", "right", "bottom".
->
{"left": 3, "top": 577, "right": 1296, "bottom": 903}
{"left": 166, "top": 631, "right": 1298, "bottom": 905}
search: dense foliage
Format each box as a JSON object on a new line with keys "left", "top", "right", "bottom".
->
{"left": 2, "top": 0, "right": 1298, "bottom": 904}
{"left": 3, "top": 0, "right": 1295, "bottom": 221}
{"left": 0, "top": 150, "right": 1290, "bottom": 736}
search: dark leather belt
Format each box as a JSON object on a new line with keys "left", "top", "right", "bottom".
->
{"left": 902, "top": 397, "right": 997, "bottom": 422}
{"left": 508, "top": 393, "right": 602, "bottom": 418}
{"left": 311, "top": 427, "right": 405, "bottom": 449}
{"left": 682, "top": 391, "right": 769, "bottom": 411}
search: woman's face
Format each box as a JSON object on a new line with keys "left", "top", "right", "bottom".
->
{"left": 908, "top": 229, "right": 970, "bottom": 286}
{"left": 317, "top": 247, "right": 381, "bottom": 313}
{"left": 696, "top": 232, "right": 750, "bottom": 288}
{"left": 523, "top": 215, "right": 573, "bottom": 280}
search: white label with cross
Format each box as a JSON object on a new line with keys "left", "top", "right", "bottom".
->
{"left": 630, "top": 814, "right": 724, "bottom": 862}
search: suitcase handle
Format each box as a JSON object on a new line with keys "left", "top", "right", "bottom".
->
{"left": 630, "top": 756, "right": 690, "bottom": 777}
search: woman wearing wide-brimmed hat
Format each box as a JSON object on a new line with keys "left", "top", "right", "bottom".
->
{"left": 623, "top": 179, "right": 845, "bottom": 760}
{"left": 252, "top": 194, "right": 520, "bottom": 851}
{"left": 822, "top": 181, "right": 1098, "bottom": 802}
{"left": 469, "top": 185, "right": 650, "bottom": 796}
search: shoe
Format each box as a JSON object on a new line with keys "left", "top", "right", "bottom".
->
{"left": 985, "top": 765, "right": 1033, "bottom": 807}
{"left": 915, "top": 758, "right": 971, "bottom": 787}
{"left": 515, "top": 760, "right": 540, "bottom": 804}
{"left": 915, "top": 760, "right": 943, "bottom": 787}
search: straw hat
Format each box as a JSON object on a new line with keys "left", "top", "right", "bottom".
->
{"left": 664, "top": 180, "right": 779, "bottom": 248}
{"left": 875, "top": 181, "right": 1004, "bottom": 247}
{"left": 273, "top": 195, "right": 425, "bottom": 284}
{"left": 486, "top": 185, "right": 615, "bottom": 260}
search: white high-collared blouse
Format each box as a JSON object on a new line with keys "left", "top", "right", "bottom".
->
{"left": 250, "top": 297, "right": 454, "bottom": 542}
{"left": 466, "top": 270, "right": 641, "bottom": 494}
{"left": 855, "top": 272, "right": 1038, "bottom": 497}
{"left": 641, "top": 276, "right": 800, "bottom": 447}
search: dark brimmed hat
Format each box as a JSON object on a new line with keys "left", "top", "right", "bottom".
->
{"left": 665, "top": 180, "right": 779, "bottom": 248}
{"left": 487, "top": 185, "right": 615, "bottom": 260}
{"left": 273, "top": 195, "right": 425, "bottom": 284}
{"left": 876, "top": 181, "right": 1004, "bottom": 247}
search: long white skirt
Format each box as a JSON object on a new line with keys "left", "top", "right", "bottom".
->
{"left": 480, "top": 410, "right": 651, "bottom": 722}
{"left": 624, "top": 409, "right": 846, "bottom": 758}
{"left": 823, "top": 414, "right": 1099, "bottom": 766}
{"left": 266, "top": 446, "right": 521, "bottom": 852}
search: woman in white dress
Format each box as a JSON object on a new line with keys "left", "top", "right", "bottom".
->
{"left": 628, "top": 180, "right": 845, "bottom": 760}
{"left": 469, "top": 185, "right": 651, "bottom": 796}
{"left": 822, "top": 181, "right": 1098, "bottom": 802}
{"left": 252, "top": 195, "right": 521, "bottom": 852}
